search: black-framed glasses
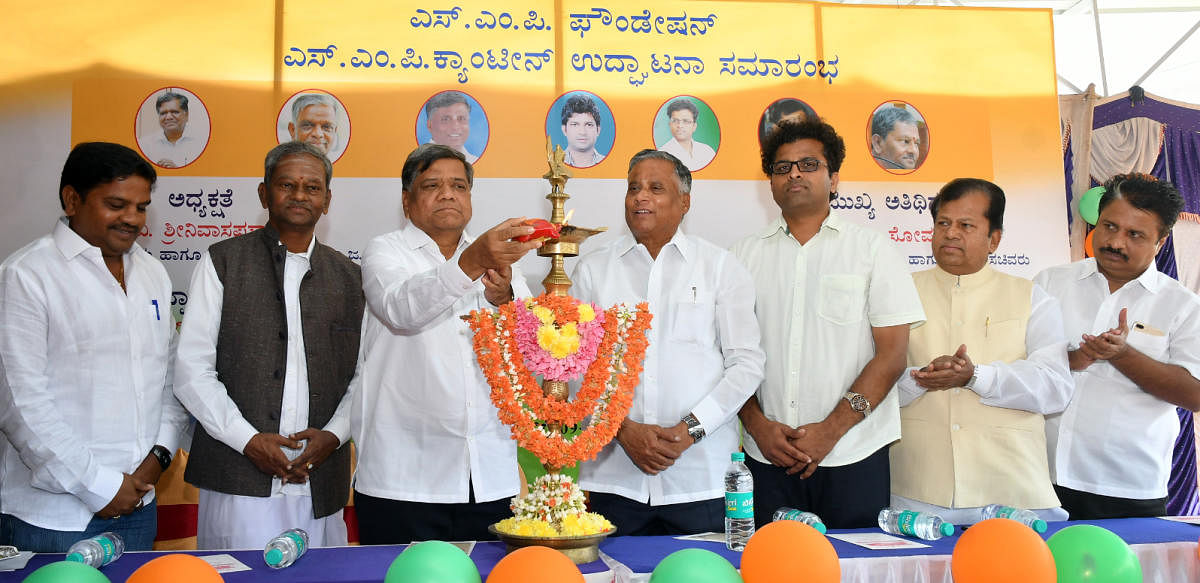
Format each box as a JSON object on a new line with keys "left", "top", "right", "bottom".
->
{"left": 770, "top": 158, "right": 826, "bottom": 175}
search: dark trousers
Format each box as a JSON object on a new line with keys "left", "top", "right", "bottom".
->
{"left": 1054, "top": 484, "right": 1167, "bottom": 520}
{"left": 354, "top": 489, "right": 511, "bottom": 545}
{"left": 746, "top": 445, "right": 890, "bottom": 529}
{"left": 0, "top": 500, "right": 158, "bottom": 552}
{"left": 588, "top": 492, "right": 724, "bottom": 536}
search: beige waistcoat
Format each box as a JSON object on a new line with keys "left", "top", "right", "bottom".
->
{"left": 890, "top": 266, "right": 1059, "bottom": 509}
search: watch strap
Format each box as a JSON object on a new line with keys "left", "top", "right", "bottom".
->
{"left": 682, "top": 413, "right": 705, "bottom": 443}
{"left": 150, "top": 445, "right": 172, "bottom": 471}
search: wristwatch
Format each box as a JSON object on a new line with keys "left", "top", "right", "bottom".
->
{"left": 964, "top": 365, "right": 980, "bottom": 390}
{"left": 681, "top": 413, "right": 706, "bottom": 443}
{"left": 843, "top": 392, "right": 872, "bottom": 418}
{"left": 150, "top": 445, "right": 173, "bottom": 471}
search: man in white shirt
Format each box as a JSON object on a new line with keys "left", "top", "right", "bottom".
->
{"left": 351, "top": 144, "right": 542, "bottom": 544}
{"left": 561, "top": 95, "right": 606, "bottom": 168}
{"left": 1036, "top": 173, "right": 1200, "bottom": 519}
{"left": 424, "top": 91, "right": 479, "bottom": 164}
{"left": 0, "top": 142, "right": 188, "bottom": 551}
{"left": 173, "top": 142, "right": 363, "bottom": 549}
{"left": 891, "top": 178, "right": 1073, "bottom": 524}
{"left": 140, "top": 91, "right": 203, "bottom": 168}
{"left": 572, "top": 150, "right": 764, "bottom": 534}
{"left": 656, "top": 99, "right": 716, "bottom": 171}
{"left": 732, "top": 119, "right": 924, "bottom": 529}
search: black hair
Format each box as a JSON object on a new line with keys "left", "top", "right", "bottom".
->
{"left": 930, "top": 178, "right": 1006, "bottom": 234}
{"left": 666, "top": 98, "right": 699, "bottom": 121}
{"left": 401, "top": 143, "right": 472, "bottom": 194}
{"left": 760, "top": 118, "right": 846, "bottom": 178}
{"left": 560, "top": 95, "right": 601, "bottom": 127}
{"left": 59, "top": 142, "right": 156, "bottom": 209}
{"left": 1099, "top": 173, "right": 1184, "bottom": 238}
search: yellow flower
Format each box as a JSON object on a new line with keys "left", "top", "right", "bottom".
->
{"left": 532, "top": 306, "right": 555, "bottom": 325}
{"left": 577, "top": 304, "right": 595, "bottom": 323}
{"left": 537, "top": 323, "right": 581, "bottom": 359}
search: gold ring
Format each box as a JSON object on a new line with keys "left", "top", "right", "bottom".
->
{"left": 307, "top": 463, "right": 314, "bottom": 470}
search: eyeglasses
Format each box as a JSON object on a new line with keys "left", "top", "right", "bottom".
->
{"left": 770, "top": 158, "right": 826, "bottom": 175}
{"left": 669, "top": 117, "right": 695, "bottom": 126}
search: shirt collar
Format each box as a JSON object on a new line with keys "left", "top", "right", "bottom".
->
{"left": 52, "top": 216, "right": 143, "bottom": 261}
{"left": 761, "top": 209, "right": 842, "bottom": 239}
{"left": 931, "top": 264, "right": 996, "bottom": 289}
{"left": 401, "top": 220, "right": 472, "bottom": 252}
{"left": 1079, "top": 257, "right": 1165, "bottom": 293}
{"left": 618, "top": 229, "right": 691, "bottom": 262}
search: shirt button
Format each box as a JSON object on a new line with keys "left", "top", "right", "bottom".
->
{"left": 273, "top": 369, "right": 282, "bottom": 379}
{"left": 953, "top": 388, "right": 961, "bottom": 395}
{"left": 790, "top": 401, "right": 798, "bottom": 409}
{"left": 952, "top": 424, "right": 961, "bottom": 431}
{"left": 279, "top": 331, "right": 286, "bottom": 340}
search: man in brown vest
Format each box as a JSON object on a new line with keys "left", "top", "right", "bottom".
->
{"left": 173, "top": 141, "right": 363, "bottom": 549}
{"left": 891, "top": 178, "right": 1072, "bottom": 524}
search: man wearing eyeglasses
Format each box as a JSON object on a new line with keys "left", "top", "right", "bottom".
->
{"left": 731, "top": 119, "right": 924, "bottom": 529}
{"left": 656, "top": 98, "right": 716, "bottom": 171}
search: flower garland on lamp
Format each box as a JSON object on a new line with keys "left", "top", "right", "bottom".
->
{"left": 469, "top": 293, "right": 651, "bottom": 536}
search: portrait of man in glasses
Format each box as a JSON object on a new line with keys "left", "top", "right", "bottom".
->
{"left": 730, "top": 118, "right": 924, "bottom": 529}
{"left": 655, "top": 97, "right": 717, "bottom": 171}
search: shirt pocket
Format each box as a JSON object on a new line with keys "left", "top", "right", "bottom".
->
{"left": 818, "top": 274, "right": 867, "bottom": 326}
{"left": 671, "top": 297, "right": 716, "bottom": 347}
{"left": 1128, "top": 325, "right": 1168, "bottom": 360}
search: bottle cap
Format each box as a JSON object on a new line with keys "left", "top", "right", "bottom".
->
{"left": 812, "top": 521, "right": 827, "bottom": 534}
{"left": 731, "top": 452, "right": 745, "bottom": 461}
{"left": 65, "top": 552, "right": 84, "bottom": 563}
{"left": 265, "top": 548, "right": 284, "bottom": 566}
{"left": 940, "top": 522, "right": 956, "bottom": 537}
{"left": 1032, "top": 519, "right": 1047, "bottom": 534}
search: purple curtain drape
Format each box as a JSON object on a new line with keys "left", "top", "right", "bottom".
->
{"left": 1152, "top": 124, "right": 1200, "bottom": 515}
{"left": 1082, "top": 95, "right": 1200, "bottom": 515}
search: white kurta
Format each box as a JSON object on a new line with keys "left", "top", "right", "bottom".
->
{"left": 175, "top": 237, "right": 349, "bottom": 549}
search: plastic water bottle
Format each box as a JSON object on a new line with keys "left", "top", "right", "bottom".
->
{"left": 724, "top": 452, "right": 754, "bottom": 551}
{"left": 772, "top": 507, "right": 827, "bottom": 534}
{"left": 263, "top": 528, "right": 309, "bottom": 569}
{"left": 65, "top": 532, "right": 125, "bottom": 567}
{"left": 980, "top": 504, "right": 1048, "bottom": 533}
{"left": 877, "top": 508, "right": 955, "bottom": 540}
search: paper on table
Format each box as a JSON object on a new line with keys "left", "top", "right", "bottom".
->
{"left": 674, "top": 532, "right": 727, "bottom": 543}
{"left": 827, "top": 532, "right": 932, "bottom": 550}
{"left": 0, "top": 551, "right": 34, "bottom": 572}
{"left": 1157, "top": 516, "right": 1200, "bottom": 526}
{"left": 199, "top": 553, "right": 252, "bottom": 573}
{"left": 413, "top": 540, "right": 476, "bottom": 554}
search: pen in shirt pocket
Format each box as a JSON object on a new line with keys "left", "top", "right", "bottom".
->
{"left": 691, "top": 286, "right": 697, "bottom": 303}
{"left": 151, "top": 299, "right": 160, "bottom": 321}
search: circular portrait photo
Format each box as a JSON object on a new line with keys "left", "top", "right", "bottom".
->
{"left": 545, "top": 90, "right": 615, "bottom": 169}
{"left": 416, "top": 90, "right": 490, "bottom": 164}
{"left": 758, "top": 98, "right": 818, "bottom": 148}
{"left": 652, "top": 96, "right": 720, "bottom": 172}
{"left": 867, "top": 101, "right": 929, "bottom": 173}
{"left": 135, "top": 87, "right": 210, "bottom": 169}
{"left": 275, "top": 90, "right": 351, "bottom": 163}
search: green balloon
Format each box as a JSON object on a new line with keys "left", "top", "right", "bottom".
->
{"left": 1047, "top": 524, "right": 1142, "bottom": 583}
{"left": 1080, "top": 186, "right": 1105, "bottom": 226}
{"left": 385, "top": 540, "right": 481, "bottom": 583}
{"left": 22, "top": 561, "right": 111, "bottom": 583}
{"left": 649, "top": 548, "right": 742, "bottom": 583}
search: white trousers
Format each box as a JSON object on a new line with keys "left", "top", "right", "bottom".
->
{"left": 197, "top": 489, "right": 348, "bottom": 550}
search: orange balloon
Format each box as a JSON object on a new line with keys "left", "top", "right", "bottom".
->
{"left": 126, "top": 554, "right": 224, "bottom": 583}
{"left": 741, "top": 520, "right": 839, "bottom": 583}
{"left": 1085, "top": 229, "right": 1095, "bottom": 257}
{"left": 486, "top": 546, "right": 583, "bottom": 583}
{"left": 951, "top": 518, "right": 1055, "bottom": 583}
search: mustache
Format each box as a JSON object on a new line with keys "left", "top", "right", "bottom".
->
{"left": 1098, "top": 246, "right": 1128, "bottom": 261}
